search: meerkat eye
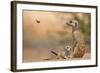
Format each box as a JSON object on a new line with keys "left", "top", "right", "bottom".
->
{"left": 70, "top": 20, "right": 72, "bottom": 23}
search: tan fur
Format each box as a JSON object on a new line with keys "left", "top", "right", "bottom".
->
{"left": 73, "top": 41, "right": 86, "bottom": 58}
{"left": 72, "top": 30, "right": 86, "bottom": 58}
{"left": 66, "top": 19, "right": 86, "bottom": 58}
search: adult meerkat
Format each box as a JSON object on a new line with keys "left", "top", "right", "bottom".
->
{"left": 66, "top": 19, "right": 86, "bottom": 58}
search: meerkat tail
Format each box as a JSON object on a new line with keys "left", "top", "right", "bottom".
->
{"left": 51, "top": 51, "right": 58, "bottom": 56}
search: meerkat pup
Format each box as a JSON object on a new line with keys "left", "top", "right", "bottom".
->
{"left": 66, "top": 19, "right": 86, "bottom": 58}
{"left": 51, "top": 45, "right": 72, "bottom": 60}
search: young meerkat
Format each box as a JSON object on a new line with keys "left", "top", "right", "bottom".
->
{"left": 66, "top": 19, "right": 86, "bottom": 58}
{"left": 44, "top": 46, "right": 72, "bottom": 60}
{"left": 50, "top": 45, "right": 72, "bottom": 60}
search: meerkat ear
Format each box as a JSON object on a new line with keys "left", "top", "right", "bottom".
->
{"left": 74, "top": 21, "right": 79, "bottom": 28}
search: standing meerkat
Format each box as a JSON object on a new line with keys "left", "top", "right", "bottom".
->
{"left": 66, "top": 19, "right": 86, "bottom": 58}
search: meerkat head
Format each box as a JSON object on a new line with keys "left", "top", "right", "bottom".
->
{"left": 66, "top": 19, "right": 79, "bottom": 29}
{"left": 64, "top": 46, "right": 71, "bottom": 51}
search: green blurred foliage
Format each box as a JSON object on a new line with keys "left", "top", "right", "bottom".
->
{"left": 73, "top": 13, "right": 91, "bottom": 44}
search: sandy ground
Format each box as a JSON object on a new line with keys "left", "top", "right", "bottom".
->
{"left": 23, "top": 48, "right": 91, "bottom": 62}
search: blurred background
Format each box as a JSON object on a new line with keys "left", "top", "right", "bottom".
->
{"left": 23, "top": 10, "right": 91, "bottom": 62}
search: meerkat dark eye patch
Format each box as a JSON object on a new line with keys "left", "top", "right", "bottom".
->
{"left": 70, "top": 20, "right": 72, "bottom": 23}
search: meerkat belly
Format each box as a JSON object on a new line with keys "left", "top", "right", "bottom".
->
{"left": 73, "top": 42, "right": 86, "bottom": 58}
{"left": 73, "top": 30, "right": 86, "bottom": 58}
